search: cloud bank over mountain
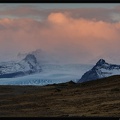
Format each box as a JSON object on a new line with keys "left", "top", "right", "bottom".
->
{"left": 0, "top": 4, "right": 120, "bottom": 64}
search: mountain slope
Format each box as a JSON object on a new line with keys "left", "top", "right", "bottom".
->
{"left": 0, "top": 63, "right": 93, "bottom": 85}
{"left": 78, "top": 59, "right": 120, "bottom": 83}
{"left": 0, "top": 75, "right": 120, "bottom": 117}
{"left": 0, "top": 54, "right": 41, "bottom": 78}
{"left": 0, "top": 48, "right": 93, "bottom": 83}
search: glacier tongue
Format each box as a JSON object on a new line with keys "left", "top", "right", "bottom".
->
{"left": 0, "top": 64, "right": 93, "bottom": 86}
{"left": 0, "top": 49, "right": 96, "bottom": 86}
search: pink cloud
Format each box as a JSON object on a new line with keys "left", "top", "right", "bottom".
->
{"left": 0, "top": 13, "right": 120, "bottom": 63}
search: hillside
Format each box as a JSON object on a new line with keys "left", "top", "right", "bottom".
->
{"left": 78, "top": 59, "right": 120, "bottom": 83}
{"left": 0, "top": 75, "right": 120, "bottom": 117}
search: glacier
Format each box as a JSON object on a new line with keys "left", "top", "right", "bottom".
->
{"left": 0, "top": 63, "right": 93, "bottom": 86}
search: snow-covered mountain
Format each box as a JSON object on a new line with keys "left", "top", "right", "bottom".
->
{"left": 78, "top": 59, "right": 120, "bottom": 83}
{"left": 0, "top": 48, "right": 94, "bottom": 85}
{"left": 17, "top": 49, "right": 60, "bottom": 64}
{"left": 0, "top": 63, "right": 93, "bottom": 85}
{"left": 0, "top": 54, "right": 41, "bottom": 78}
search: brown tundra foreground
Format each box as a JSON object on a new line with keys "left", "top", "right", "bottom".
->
{"left": 0, "top": 75, "right": 120, "bottom": 117}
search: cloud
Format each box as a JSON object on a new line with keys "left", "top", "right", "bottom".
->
{"left": 46, "top": 13, "right": 120, "bottom": 62}
{"left": 0, "top": 12, "right": 120, "bottom": 63}
{"left": 0, "top": 5, "right": 119, "bottom": 22}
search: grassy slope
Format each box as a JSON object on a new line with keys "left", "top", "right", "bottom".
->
{"left": 0, "top": 75, "right": 120, "bottom": 117}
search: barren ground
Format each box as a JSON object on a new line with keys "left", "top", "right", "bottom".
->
{"left": 0, "top": 75, "right": 120, "bottom": 117}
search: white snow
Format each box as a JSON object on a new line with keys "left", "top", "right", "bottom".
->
{"left": 99, "top": 68, "right": 120, "bottom": 78}
{"left": 0, "top": 63, "right": 93, "bottom": 86}
{"left": 0, "top": 54, "right": 41, "bottom": 75}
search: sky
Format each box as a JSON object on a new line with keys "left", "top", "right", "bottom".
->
{"left": 1, "top": 3, "right": 120, "bottom": 64}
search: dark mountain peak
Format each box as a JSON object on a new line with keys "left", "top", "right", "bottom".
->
{"left": 78, "top": 58, "right": 120, "bottom": 83}
{"left": 23, "top": 54, "right": 37, "bottom": 64}
{"left": 96, "top": 59, "right": 106, "bottom": 66}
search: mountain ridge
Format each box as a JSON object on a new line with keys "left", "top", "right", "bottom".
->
{"left": 0, "top": 54, "right": 41, "bottom": 78}
{"left": 78, "top": 59, "right": 120, "bottom": 83}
